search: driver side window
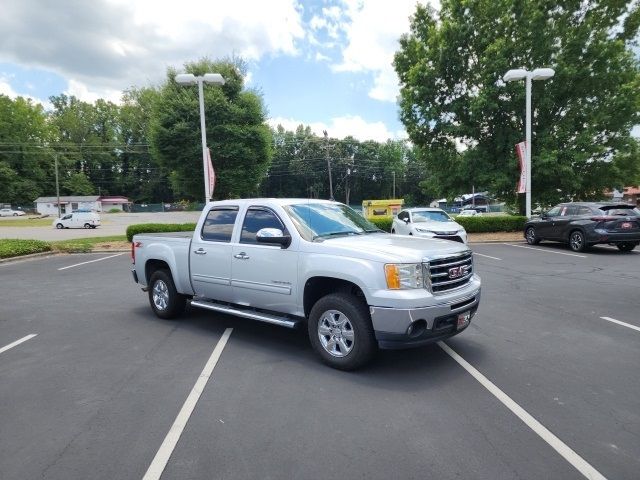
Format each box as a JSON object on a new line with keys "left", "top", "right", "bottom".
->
{"left": 546, "top": 207, "right": 561, "bottom": 217}
{"left": 398, "top": 211, "right": 409, "bottom": 222}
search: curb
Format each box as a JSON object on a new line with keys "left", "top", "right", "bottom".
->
{"left": 0, "top": 251, "right": 62, "bottom": 264}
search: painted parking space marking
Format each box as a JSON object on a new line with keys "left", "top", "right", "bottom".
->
{"left": 473, "top": 252, "right": 502, "bottom": 261}
{"left": 600, "top": 316, "right": 640, "bottom": 333}
{"left": 438, "top": 341, "right": 607, "bottom": 480}
{"left": 142, "top": 328, "right": 233, "bottom": 480}
{"left": 58, "top": 253, "right": 126, "bottom": 271}
{"left": 503, "top": 243, "right": 587, "bottom": 258}
{"left": 0, "top": 334, "right": 37, "bottom": 355}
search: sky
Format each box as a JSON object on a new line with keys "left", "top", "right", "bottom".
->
{"left": 0, "top": 0, "right": 438, "bottom": 143}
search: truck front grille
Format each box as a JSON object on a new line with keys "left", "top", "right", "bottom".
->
{"left": 425, "top": 251, "right": 474, "bottom": 294}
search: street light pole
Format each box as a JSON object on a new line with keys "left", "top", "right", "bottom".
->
{"left": 175, "top": 73, "right": 225, "bottom": 205}
{"left": 503, "top": 67, "right": 554, "bottom": 218}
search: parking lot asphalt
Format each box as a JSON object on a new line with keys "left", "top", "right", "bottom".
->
{"left": 0, "top": 242, "right": 638, "bottom": 480}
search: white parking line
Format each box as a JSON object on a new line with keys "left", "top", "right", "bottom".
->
{"left": 142, "top": 328, "right": 233, "bottom": 480}
{"left": 0, "top": 334, "right": 37, "bottom": 355}
{"left": 58, "top": 253, "right": 126, "bottom": 271}
{"left": 600, "top": 316, "right": 640, "bottom": 333}
{"left": 503, "top": 243, "right": 587, "bottom": 258}
{"left": 438, "top": 341, "right": 607, "bottom": 480}
{"left": 473, "top": 252, "right": 502, "bottom": 261}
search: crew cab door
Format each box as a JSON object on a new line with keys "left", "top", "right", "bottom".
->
{"left": 230, "top": 207, "right": 298, "bottom": 314}
{"left": 190, "top": 206, "right": 238, "bottom": 302}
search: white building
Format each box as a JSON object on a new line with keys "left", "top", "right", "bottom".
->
{"left": 34, "top": 196, "right": 131, "bottom": 215}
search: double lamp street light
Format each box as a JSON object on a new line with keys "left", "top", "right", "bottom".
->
{"left": 175, "top": 73, "right": 226, "bottom": 204}
{"left": 503, "top": 67, "right": 555, "bottom": 218}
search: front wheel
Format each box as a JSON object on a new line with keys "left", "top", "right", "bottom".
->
{"left": 525, "top": 226, "right": 540, "bottom": 245}
{"left": 84, "top": 223, "right": 91, "bottom": 229}
{"left": 308, "top": 293, "right": 377, "bottom": 371}
{"left": 148, "top": 269, "right": 186, "bottom": 319}
{"left": 617, "top": 242, "right": 636, "bottom": 252}
{"left": 569, "top": 230, "right": 586, "bottom": 252}
{"left": 56, "top": 223, "right": 63, "bottom": 229}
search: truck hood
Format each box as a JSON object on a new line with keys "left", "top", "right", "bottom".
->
{"left": 310, "top": 233, "right": 470, "bottom": 263}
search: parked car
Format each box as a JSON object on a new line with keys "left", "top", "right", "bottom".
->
{"left": 131, "top": 199, "right": 481, "bottom": 370}
{"left": 392, "top": 208, "right": 467, "bottom": 243}
{"left": 53, "top": 212, "right": 101, "bottom": 229}
{"left": 524, "top": 202, "right": 640, "bottom": 252}
{"left": 0, "top": 208, "right": 25, "bottom": 217}
{"left": 458, "top": 209, "right": 482, "bottom": 217}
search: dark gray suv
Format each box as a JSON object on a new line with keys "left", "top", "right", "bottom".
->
{"left": 524, "top": 202, "right": 640, "bottom": 252}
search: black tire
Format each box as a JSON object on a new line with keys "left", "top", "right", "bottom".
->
{"left": 569, "top": 230, "right": 586, "bottom": 252}
{"left": 56, "top": 223, "right": 63, "bottom": 229}
{"left": 84, "top": 223, "right": 91, "bottom": 229}
{"left": 391, "top": 229, "right": 395, "bottom": 234}
{"left": 307, "top": 292, "right": 377, "bottom": 371}
{"left": 617, "top": 242, "right": 636, "bottom": 252}
{"left": 148, "top": 269, "right": 186, "bottom": 319}
{"left": 525, "top": 226, "right": 540, "bottom": 245}
{"left": 13, "top": 213, "right": 18, "bottom": 216}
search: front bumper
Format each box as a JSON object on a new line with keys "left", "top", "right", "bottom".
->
{"left": 370, "top": 288, "right": 481, "bottom": 349}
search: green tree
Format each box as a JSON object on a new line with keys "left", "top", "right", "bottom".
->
{"left": 62, "top": 172, "right": 95, "bottom": 195}
{"left": 394, "top": 0, "right": 640, "bottom": 209}
{"left": 150, "top": 58, "right": 272, "bottom": 200}
{"left": 0, "top": 95, "right": 54, "bottom": 204}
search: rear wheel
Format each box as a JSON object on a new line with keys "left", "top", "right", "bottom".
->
{"left": 56, "top": 223, "right": 63, "bottom": 229}
{"left": 569, "top": 230, "right": 586, "bottom": 252}
{"left": 148, "top": 269, "right": 186, "bottom": 319}
{"left": 308, "top": 293, "right": 377, "bottom": 371}
{"left": 525, "top": 226, "right": 540, "bottom": 245}
{"left": 617, "top": 242, "right": 636, "bottom": 252}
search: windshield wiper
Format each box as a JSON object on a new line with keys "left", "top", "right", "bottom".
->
{"left": 364, "top": 228, "right": 384, "bottom": 233}
{"left": 312, "top": 231, "right": 363, "bottom": 241}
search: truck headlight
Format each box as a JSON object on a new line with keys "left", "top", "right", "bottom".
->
{"left": 384, "top": 263, "right": 424, "bottom": 289}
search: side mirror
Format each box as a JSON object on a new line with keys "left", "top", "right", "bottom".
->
{"left": 256, "top": 228, "right": 291, "bottom": 248}
{"left": 403, "top": 218, "right": 410, "bottom": 224}
{"left": 540, "top": 212, "right": 548, "bottom": 219}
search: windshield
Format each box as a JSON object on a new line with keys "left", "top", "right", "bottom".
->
{"left": 412, "top": 210, "right": 451, "bottom": 222}
{"left": 283, "top": 202, "right": 380, "bottom": 241}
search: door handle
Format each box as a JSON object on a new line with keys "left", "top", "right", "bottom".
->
{"left": 234, "top": 252, "right": 250, "bottom": 260}
{"left": 194, "top": 248, "right": 207, "bottom": 255}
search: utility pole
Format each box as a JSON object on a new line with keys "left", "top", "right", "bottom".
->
{"left": 392, "top": 171, "right": 396, "bottom": 198}
{"left": 55, "top": 155, "right": 61, "bottom": 218}
{"left": 323, "top": 130, "right": 334, "bottom": 200}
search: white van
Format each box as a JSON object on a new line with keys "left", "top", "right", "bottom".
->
{"left": 53, "top": 212, "right": 101, "bottom": 229}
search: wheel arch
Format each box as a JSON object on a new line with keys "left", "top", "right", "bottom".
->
{"left": 303, "top": 276, "right": 367, "bottom": 318}
{"left": 145, "top": 259, "right": 172, "bottom": 284}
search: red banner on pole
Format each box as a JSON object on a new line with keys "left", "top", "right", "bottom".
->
{"left": 515, "top": 141, "right": 527, "bottom": 194}
{"left": 206, "top": 148, "right": 215, "bottom": 197}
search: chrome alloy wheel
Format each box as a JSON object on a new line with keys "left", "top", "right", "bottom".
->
{"left": 152, "top": 280, "right": 170, "bottom": 311}
{"left": 526, "top": 227, "right": 536, "bottom": 244}
{"left": 317, "top": 310, "right": 355, "bottom": 357}
{"left": 570, "top": 231, "right": 584, "bottom": 251}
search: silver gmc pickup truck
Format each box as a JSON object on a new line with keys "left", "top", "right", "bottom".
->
{"left": 131, "top": 199, "right": 481, "bottom": 370}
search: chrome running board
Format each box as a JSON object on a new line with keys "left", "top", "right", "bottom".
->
{"left": 190, "top": 299, "right": 300, "bottom": 329}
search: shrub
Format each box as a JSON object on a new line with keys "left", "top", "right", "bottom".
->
{"left": 455, "top": 215, "right": 527, "bottom": 233}
{"left": 0, "top": 239, "right": 51, "bottom": 259}
{"left": 126, "top": 223, "right": 197, "bottom": 242}
{"left": 368, "top": 217, "right": 393, "bottom": 232}
{"left": 107, "top": 208, "right": 121, "bottom": 213}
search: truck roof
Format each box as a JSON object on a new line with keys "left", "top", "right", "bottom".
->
{"left": 207, "top": 198, "right": 339, "bottom": 208}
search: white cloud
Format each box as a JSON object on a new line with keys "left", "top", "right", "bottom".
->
{"left": 268, "top": 115, "right": 406, "bottom": 142}
{"left": 331, "top": 0, "right": 435, "bottom": 102}
{"left": 315, "top": 52, "right": 331, "bottom": 62}
{"left": 0, "top": 0, "right": 305, "bottom": 95}
{"left": 64, "top": 79, "right": 123, "bottom": 104}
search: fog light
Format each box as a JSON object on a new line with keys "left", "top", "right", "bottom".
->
{"left": 407, "top": 319, "right": 427, "bottom": 338}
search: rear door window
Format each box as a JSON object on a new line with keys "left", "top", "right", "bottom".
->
{"left": 201, "top": 207, "right": 238, "bottom": 242}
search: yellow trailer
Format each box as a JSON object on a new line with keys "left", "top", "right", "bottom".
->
{"left": 361, "top": 199, "right": 404, "bottom": 219}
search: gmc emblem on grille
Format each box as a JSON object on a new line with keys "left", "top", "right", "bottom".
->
{"left": 448, "top": 265, "right": 469, "bottom": 279}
